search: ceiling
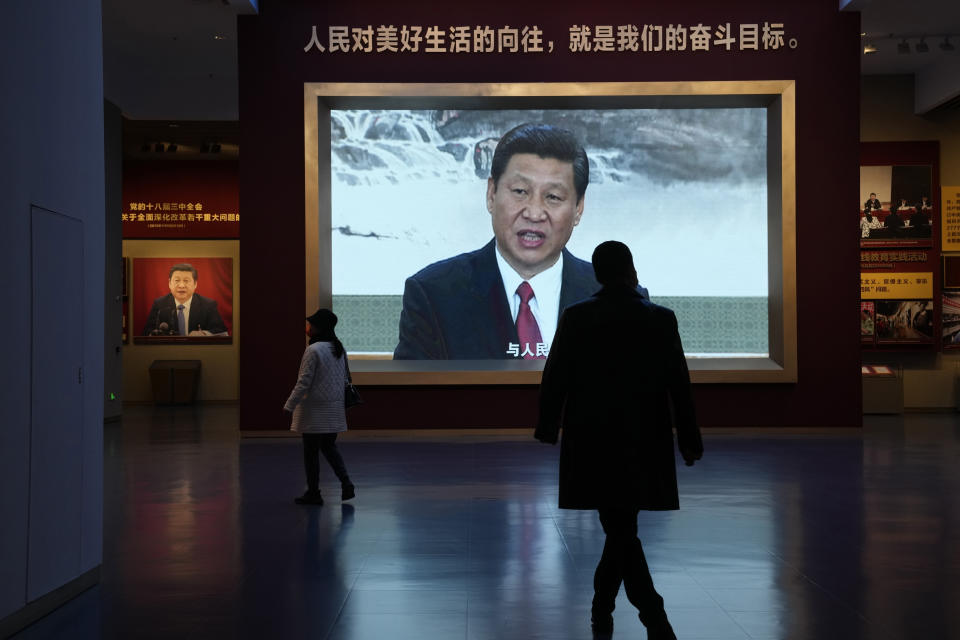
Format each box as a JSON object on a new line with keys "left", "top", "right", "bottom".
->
{"left": 103, "top": 0, "right": 960, "bottom": 140}
{"left": 854, "top": 0, "right": 960, "bottom": 76}
{"left": 103, "top": 0, "right": 256, "bottom": 121}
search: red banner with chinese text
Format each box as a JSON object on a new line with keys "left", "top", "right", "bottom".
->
{"left": 122, "top": 160, "right": 239, "bottom": 238}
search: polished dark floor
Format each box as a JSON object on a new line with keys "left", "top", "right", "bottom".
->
{"left": 11, "top": 407, "right": 960, "bottom": 639}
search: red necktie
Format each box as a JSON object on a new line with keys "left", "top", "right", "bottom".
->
{"left": 516, "top": 282, "right": 543, "bottom": 359}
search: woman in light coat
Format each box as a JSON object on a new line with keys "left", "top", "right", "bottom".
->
{"left": 284, "top": 308, "right": 355, "bottom": 505}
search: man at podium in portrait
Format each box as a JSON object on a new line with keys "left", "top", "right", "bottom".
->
{"left": 393, "top": 123, "right": 648, "bottom": 360}
{"left": 142, "top": 262, "right": 228, "bottom": 336}
{"left": 863, "top": 192, "right": 882, "bottom": 213}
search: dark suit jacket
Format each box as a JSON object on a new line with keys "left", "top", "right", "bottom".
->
{"left": 909, "top": 210, "right": 929, "bottom": 227}
{"left": 393, "top": 239, "right": 648, "bottom": 359}
{"left": 864, "top": 198, "right": 882, "bottom": 212}
{"left": 884, "top": 211, "right": 904, "bottom": 229}
{"left": 142, "top": 293, "right": 228, "bottom": 336}
{"left": 535, "top": 286, "right": 701, "bottom": 511}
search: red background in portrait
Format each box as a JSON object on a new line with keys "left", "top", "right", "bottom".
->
{"left": 133, "top": 257, "right": 234, "bottom": 336}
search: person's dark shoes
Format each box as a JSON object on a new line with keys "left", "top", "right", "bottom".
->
{"left": 646, "top": 620, "right": 677, "bottom": 640}
{"left": 590, "top": 613, "right": 613, "bottom": 637}
{"left": 341, "top": 482, "right": 356, "bottom": 501}
{"left": 294, "top": 490, "right": 323, "bottom": 505}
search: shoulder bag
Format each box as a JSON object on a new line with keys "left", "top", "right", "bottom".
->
{"left": 343, "top": 353, "right": 363, "bottom": 409}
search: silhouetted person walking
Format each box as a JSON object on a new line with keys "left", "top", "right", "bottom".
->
{"left": 535, "top": 241, "right": 702, "bottom": 639}
{"left": 284, "top": 308, "right": 356, "bottom": 505}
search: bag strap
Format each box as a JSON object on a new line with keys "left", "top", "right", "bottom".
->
{"left": 343, "top": 351, "right": 353, "bottom": 383}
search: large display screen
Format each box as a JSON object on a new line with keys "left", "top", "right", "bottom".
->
{"left": 329, "top": 107, "right": 769, "bottom": 359}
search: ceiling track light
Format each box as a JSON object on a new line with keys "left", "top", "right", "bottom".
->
{"left": 861, "top": 34, "right": 959, "bottom": 55}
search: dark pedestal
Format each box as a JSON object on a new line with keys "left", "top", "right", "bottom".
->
{"left": 149, "top": 360, "right": 201, "bottom": 405}
{"left": 862, "top": 364, "right": 902, "bottom": 414}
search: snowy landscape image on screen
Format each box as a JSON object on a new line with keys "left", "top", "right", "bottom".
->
{"left": 329, "top": 108, "right": 769, "bottom": 355}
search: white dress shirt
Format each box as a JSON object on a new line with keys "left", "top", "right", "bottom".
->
{"left": 494, "top": 244, "right": 564, "bottom": 354}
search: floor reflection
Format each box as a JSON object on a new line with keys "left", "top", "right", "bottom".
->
{"left": 10, "top": 409, "right": 960, "bottom": 639}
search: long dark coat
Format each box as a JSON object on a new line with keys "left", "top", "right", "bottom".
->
{"left": 535, "top": 286, "right": 702, "bottom": 511}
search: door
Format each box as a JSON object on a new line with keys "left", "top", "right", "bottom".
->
{"left": 27, "top": 206, "right": 84, "bottom": 600}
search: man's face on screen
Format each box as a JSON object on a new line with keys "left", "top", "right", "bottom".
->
{"left": 168, "top": 270, "right": 197, "bottom": 304}
{"left": 487, "top": 153, "right": 583, "bottom": 280}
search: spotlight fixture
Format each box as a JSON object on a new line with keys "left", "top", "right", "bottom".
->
{"left": 941, "top": 37, "right": 955, "bottom": 52}
{"left": 897, "top": 39, "right": 910, "bottom": 54}
{"left": 166, "top": 143, "right": 178, "bottom": 153}
{"left": 154, "top": 142, "right": 165, "bottom": 153}
{"left": 863, "top": 43, "right": 877, "bottom": 54}
{"left": 915, "top": 38, "right": 929, "bottom": 53}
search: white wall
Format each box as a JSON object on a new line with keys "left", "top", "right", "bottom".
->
{"left": 0, "top": 0, "right": 105, "bottom": 623}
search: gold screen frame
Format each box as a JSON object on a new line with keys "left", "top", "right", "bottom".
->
{"left": 304, "top": 81, "right": 797, "bottom": 385}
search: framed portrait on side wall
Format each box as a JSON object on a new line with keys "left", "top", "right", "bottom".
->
{"left": 121, "top": 257, "right": 129, "bottom": 344}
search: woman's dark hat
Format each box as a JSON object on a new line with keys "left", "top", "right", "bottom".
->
{"left": 306, "top": 308, "right": 337, "bottom": 328}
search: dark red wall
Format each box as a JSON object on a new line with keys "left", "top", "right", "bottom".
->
{"left": 238, "top": 0, "right": 862, "bottom": 430}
